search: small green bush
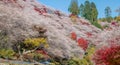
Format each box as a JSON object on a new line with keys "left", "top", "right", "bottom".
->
{"left": 49, "top": 61, "right": 60, "bottom": 65}
{"left": 0, "top": 49, "right": 15, "bottom": 59}
{"left": 33, "top": 53, "right": 44, "bottom": 61}
{"left": 103, "top": 24, "right": 109, "bottom": 29}
{"left": 83, "top": 44, "right": 95, "bottom": 65}
{"left": 67, "top": 57, "right": 88, "bottom": 65}
{"left": 67, "top": 44, "right": 95, "bottom": 65}
{"left": 91, "top": 22, "right": 103, "bottom": 30}
{"left": 24, "top": 38, "right": 49, "bottom": 50}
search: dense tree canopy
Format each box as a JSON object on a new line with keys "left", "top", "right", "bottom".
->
{"left": 68, "top": 0, "right": 79, "bottom": 16}
{"left": 68, "top": 0, "right": 98, "bottom": 22}
{"left": 79, "top": 1, "right": 98, "bottom": 23}
{"left": 79, "top": 4, "right": 84, "bottom": 17}
{"left": 68, "top": 0, "right": 102, "bottom": 29}
{"left": 83, "top": 1, "right": 91, "bottom": 21}
{"left": 91, "top": 2, "right": 98, "bottom": 22}
{"left": 105, "top": 6, "right": 111, "bottom": 17}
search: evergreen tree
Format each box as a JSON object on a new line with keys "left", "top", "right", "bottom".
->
{"left": 105, "top": 6, "right": 112, "bottom": 22}
{"left": 91, "top": 2, "right": 98, "bottom": 22}
{"left": 79, "top": 1, "right": 98, "bottom": 22}
{"left": 83, "top": 0, "right": 91, "bottom": 21}
{"left": 68, "top": 0, "right": 79, "bottom": 16}
{"left": 79, "top": 4, "right": 84, "bottom": 17}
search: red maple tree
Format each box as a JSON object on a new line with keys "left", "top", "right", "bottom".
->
{"left": 93, "top": 44, "right": 120, "bottom": 65}
{"left": 77, "top": 38, "right": 88, "bottom": 51}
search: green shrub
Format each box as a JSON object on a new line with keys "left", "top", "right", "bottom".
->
{"left": 67, "top": 57, "right": 88, "bottom": 65}
{"left": 91, "top": 22, "right": 103, "bottom": 30}
{"left": 0, "top": 49, "right": 15, "bottom": 59}
{"left": 103, "top": 24, "right": 109, "bottom": 29}
{"left": 33, "top": 53, "right": 44, "bottom": 61}
{"left": 49, "top": 62, "right": 60, "bottom": 65}
{"left": 66, "top": 44, "right": 95, "bottom": 65}
{"left": 24, "top": 38, "right": 49, "bottom": 50}
{"left": 83, "top": 44, "right": 95, "bottom": 65}
{"left": 114, "top": 16, "right": 120, "bottom": 22}
{"left": 0, "top": 31, "right": 10, "bottom": 49}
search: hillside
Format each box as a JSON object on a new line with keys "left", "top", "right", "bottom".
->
{"left": 0, "top": 0, "right": 120, "bottom": 65}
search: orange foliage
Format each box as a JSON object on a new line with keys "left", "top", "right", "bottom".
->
{"left": 71, "top": 32, "right": 77, "bottom": 40}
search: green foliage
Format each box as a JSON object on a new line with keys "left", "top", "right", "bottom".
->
{"left": 105, "top": 6, "right": 111, "bottom": 17}
{"left": 98, "top": 18, "right": 107, "bottom": 22}
{"left": 92, "top": 22, "right": 103, "bottom": 29}
{"left": 54, "top": 44, "right": 96, "bottom": 65}
{"left": 98, "top": 17, "right": 113, "bottom": 23}
{"left": 83, "top": 44, "right": 95, "bottom": 65}
{"left": 24, "top": 38, "right": 49, "bottom": 50}
{"left": 0, "top": 49, "right": 15, "bottom": 59}
{"left": 91, "top": 2, "right": 98, "bottom": 22}
{"left": 79, "top": 1, "right": 98, "bottom": 23}
{"left": 83, "top": 0, "right": 91, "bottom": 21}
{"left": 67, "top": 57, "right": 88, "bottom": 65}
{"left": 68, "top": 0, "right": 79, "bottom": 15}
{"left": 107, "top": 16, "right": 113, "bottom": 23}
{"left": 33, "top": 53, "right": 44, "bottom": 61}
{"left": 115, "top": 16, "right": 120, "bottom": 22}
{"left": 103, "top": 24, "right": 109, "bottom": 29}
{"left": 0, "top": 31, "right": 10, "bottom": 49}
{"left": 49, "top": 62, "right": 60, "bottom": 65}
{"left": 29, "top": 44, "right": 96, "bottom": 65}
{"left": 0, "top": 32, "right": 14, "bottom": 59}
{"left": 105, "top": 6, "right": 112, "bottom": 22}
{"left": 79, "top": 4, "right": 84, "bottom": 17}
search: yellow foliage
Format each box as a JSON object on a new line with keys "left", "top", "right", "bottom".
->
{"left": 83, "top": 44, "right": 95, "bottom": 65}
{"left": 24, "top": 38, "right": 49, "bottom": 49}
{"left": 0, "top": 49, "right": 15, "bottom": 59}
{"left": 115, "top": 16, "right": 120, "bottom": 21}
{"left": 70, "top": 15, "right": 77, "bottom": 22}
{"left": 68, "top": 57, "right": 89, "bottom": 65}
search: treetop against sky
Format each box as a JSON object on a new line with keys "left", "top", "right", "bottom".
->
{"left": 39, "top": 0, "right": 120, "bottom": 18}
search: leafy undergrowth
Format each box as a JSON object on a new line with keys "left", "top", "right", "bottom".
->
{"left": 0, "top": 49, "right": 15, "bottom": 59}
{"left": 66, "top": 44, "right": 95, "bottom": 65}
{"left": 91, "top": 22, "right": 103, "bottom": 30}
{"left": 47, "top": 44, "right": 96, "bottom": 65}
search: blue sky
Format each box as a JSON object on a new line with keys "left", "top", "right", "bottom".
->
{"left": 38, "top": 0, "right": 120, "bottom": 18}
